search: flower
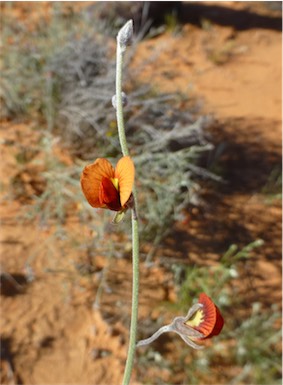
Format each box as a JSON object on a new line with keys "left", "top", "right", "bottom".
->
{"left": 184, "top": 293, "right": 224, "bottom": 340}
{"left": 81, "top": 156, "right": 135, "bottom": 212}
{"left": 137, "top": 292, "right": 224, "bottom": 350}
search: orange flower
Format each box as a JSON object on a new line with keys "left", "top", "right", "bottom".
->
{"left": 185, "top": 293, "right": 224, "bottom": 339}
{"left": 81, "top": 156, "right": 135, "bottom": 212}
{"left": 137, "top": 292, "right": 224, "bottom": 350}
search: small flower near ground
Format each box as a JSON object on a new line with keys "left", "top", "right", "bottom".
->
{"left": 137, "top": 293, "right": 224, "bottom": 350}
{"left": 81, "top": 156, "right": 135, "bottom": 213}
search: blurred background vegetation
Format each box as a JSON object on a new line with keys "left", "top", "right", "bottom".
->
{"left": 1, "top": 2, "right": 281, "bottom": 385}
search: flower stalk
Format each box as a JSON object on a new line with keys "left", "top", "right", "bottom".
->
{"left": 115, "top": 20, "right": 139, "bottom": 385}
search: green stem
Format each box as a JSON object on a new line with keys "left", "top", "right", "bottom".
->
{"left": 115, "top": 23, "right": 139, "bottom": 385}
{"left": 122, "top": 212, "right": 139, "bottom": 385}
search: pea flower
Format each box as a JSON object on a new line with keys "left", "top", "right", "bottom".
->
{"left": 81, "top": 156, "right": 135, "bottom": 213}
{"left": 137, "top": 293, "right": 224, "bottom": 350}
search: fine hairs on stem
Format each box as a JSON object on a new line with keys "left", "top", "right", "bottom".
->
{"left": 114, "top": 20, "right": 140, "bottom": 385}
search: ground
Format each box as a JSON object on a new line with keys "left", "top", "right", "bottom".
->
{"left": 0, "top": 2, "right": 281, "bottom": 385}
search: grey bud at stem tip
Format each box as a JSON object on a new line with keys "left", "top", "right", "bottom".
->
{"left": 117, "top": 19, "right": 133, "bottom": 51}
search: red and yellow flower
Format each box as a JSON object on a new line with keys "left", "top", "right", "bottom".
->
{"left": 185, "top": 292, "right": 224, "bottom": 339}
{"left": 137, "top": 292, "right": 224, "bottom": 349}
{"left": 81, "top": 156, "right": 135, "bottom": 212}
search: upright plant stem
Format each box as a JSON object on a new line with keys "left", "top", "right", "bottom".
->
{"left": 115, "top": 27, "right": 139, "bottom": 385}
{"left": 123, "top": 211, "right": 139, "bottom": 385}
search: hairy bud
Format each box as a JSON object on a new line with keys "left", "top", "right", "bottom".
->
{"left": 117, "top": 20, "right": 133, "bottom": 52}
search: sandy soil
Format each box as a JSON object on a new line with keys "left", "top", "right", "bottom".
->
{"left": 0, "top": 2, "right": 281, "bottom": 385}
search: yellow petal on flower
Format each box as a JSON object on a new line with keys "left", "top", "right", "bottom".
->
{"left": 185, "top": 308, "right": 205, "bottom": 328}
{"left": 81, "top": 158, "right": 115, "bottom": 208}
{"left": 115, "top": 156, "right": 135, "bottom": 207}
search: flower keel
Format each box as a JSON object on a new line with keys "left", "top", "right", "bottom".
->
{"left": 99, "top": 176, "right": 121, "bottom": 211}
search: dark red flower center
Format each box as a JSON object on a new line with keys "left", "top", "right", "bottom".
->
{"left": 99, "top": 177, "right": 122, "bottom": 211}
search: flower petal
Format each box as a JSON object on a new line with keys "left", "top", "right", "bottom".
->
{"left": 81, "top": 158, "right": 115, "bottom": 208}
{"left": 115, "top": 156, "right": 135, "bottom": 207}
{"left": 198, "top": 293, "right": 224, "bottom": 338}
{"left": 210, "top": 305, "right": 224, "bottom": 337}
{"left": 99, "top": 177, "right": 121, "bottom": 211}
